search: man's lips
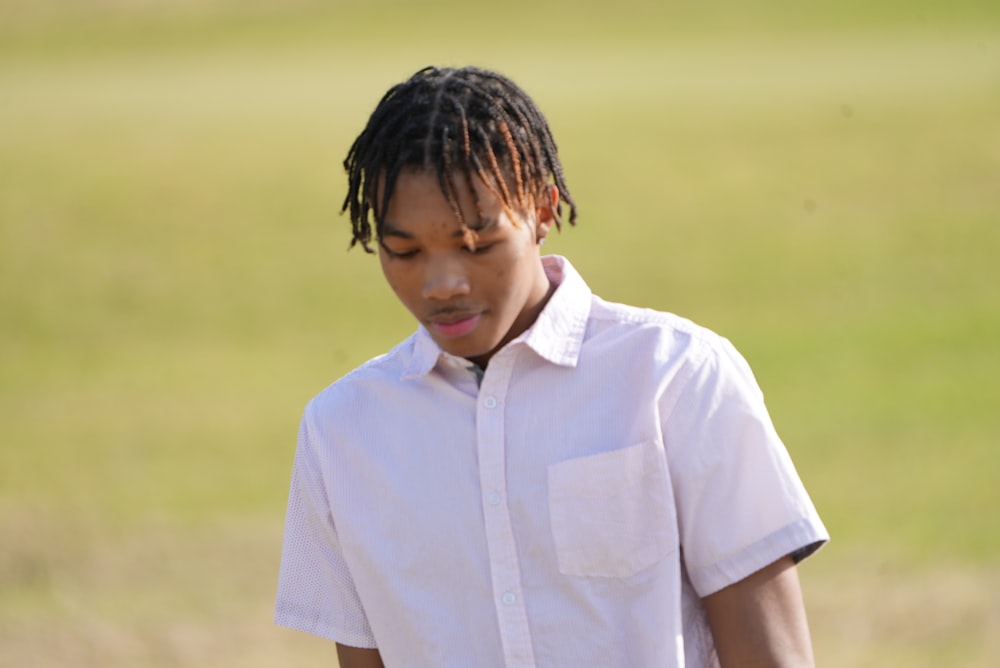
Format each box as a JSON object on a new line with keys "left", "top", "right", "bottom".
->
{"left": 428, "top": 313, "right": 482, "bottom": 339}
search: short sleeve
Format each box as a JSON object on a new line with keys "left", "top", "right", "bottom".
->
{"left": 274, "top": 405, "right": 377, "bottom": 647}
{"left": 662, "top": 336, "right": 828, "bottom": 597}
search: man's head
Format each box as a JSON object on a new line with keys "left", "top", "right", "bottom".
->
{"left": 342, "top": 65, "right": 577, "bottom": 252}
{"left": 341, "top": 66, "right": 578, "bottom": 366}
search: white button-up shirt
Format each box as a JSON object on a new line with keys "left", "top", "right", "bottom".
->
{"left": 275, "top": 255, "right": 828, "bottom": 667}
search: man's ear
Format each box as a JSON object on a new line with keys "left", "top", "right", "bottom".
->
{"left": 535, "top": 184, "right": 559, "bottom": 241}
{"left": 535, "top": 185, "right": 559, "bottom": 242}
{"left": 537, "top": 185, "right": 559, "bottom": 223}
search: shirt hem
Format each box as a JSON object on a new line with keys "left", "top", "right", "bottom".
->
{"left": 274, "top": 610, "right": 378, "bottom": 649}
{"left": 689, "top": 517, "right": 830, "bottom": 597}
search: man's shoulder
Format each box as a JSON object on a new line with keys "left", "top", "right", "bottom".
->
{"left": 305, "top": 334, "right": 416, "bottom": 414}
{"left": 584, "top": 295, "right": 755, "bottom": 396}
{"left": 587, "top": 295, "right": 724, "bottom": 351}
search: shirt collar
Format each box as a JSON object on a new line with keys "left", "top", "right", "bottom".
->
{"left": 401, "top": 255, "right": 592, "bottom": 380}
{"left": 518, "top": 255, "right": 591, "bottom": 367}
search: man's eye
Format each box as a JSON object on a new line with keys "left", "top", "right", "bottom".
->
{"left": 384, "top": 246, "right": 418, "bottom": 259}
{"left": 465, "top": 243, "right": 494, "bottom": 255}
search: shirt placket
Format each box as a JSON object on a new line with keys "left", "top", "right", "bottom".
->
{"left": 476, "top": 351, "right": 536, "bottom": 668}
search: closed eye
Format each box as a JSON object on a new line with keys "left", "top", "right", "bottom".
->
{"left": 380, "top": 242, "right": 418, "bottom": 259}
{"left": 464, "top": 243, "right": 495, "bottom": 255}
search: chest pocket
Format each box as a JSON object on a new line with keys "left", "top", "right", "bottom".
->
{"left": 547, "top": 440, "right": 678, "bottom": 578}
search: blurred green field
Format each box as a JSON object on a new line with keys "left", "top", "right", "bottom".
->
{"left": 2, "top": 1, "right": 999, "bottom": 666}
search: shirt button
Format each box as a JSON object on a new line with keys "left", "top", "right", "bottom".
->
{"left": 501, "top": 591, "right": 516, "bottom": 605}
{"left": 483, "top": 396, "right": 497, "bottom": 409}
{"left": 487, "top": 491, "right": 502, "bottom": 506}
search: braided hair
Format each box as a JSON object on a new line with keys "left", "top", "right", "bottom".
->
{"left": 342, "top": 66, "right": 578, "bottom": 252}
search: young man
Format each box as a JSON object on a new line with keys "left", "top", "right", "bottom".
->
{"left": 275, "top": 66, "right": 828, "bottom": 667}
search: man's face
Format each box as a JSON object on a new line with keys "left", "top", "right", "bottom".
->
{"left": 378, "top": 169, "right": 555, "bottom": 368}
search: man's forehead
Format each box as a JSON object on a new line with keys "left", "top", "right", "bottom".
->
{"left": 378, "top": 170, "right": 506, "bottom": 228}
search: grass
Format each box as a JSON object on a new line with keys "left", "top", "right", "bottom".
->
{"left": 1, "top": 2, "right": 999, "bottom": 665}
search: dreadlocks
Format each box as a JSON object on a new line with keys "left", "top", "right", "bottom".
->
{"left": 342, "top": 66, "right": 578, "bottom": 252}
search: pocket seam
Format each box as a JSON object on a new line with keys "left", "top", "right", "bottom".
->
{"left": 547, "top": 441, "right": 677, "bottom": 579}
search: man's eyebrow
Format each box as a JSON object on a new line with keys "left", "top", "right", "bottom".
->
{"left": 380, "top": 222, "right": 414, "bottom": 239}
{"left": 380, "top": 216, "right": 498, "bottom": 240}
{"left": 463, "top": 216, "right": 499, "bottom": 234}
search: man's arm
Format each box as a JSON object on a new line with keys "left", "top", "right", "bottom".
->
{"left": 336, "top": 644, "right": 384, "bottom": 668}
{"left": 702, "top": 556, "right": 815, "bottom": 667}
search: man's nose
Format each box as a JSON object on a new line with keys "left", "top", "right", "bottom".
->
{"left": 422, "top": 256, "right": 471, "bottom": 300}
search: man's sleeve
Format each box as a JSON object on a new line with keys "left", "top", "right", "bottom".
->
{"left": 274, "top": 404, "right": 377, "bottom": 648}
{"left": 662, "top": 335, "right": 829, "bottom": 597}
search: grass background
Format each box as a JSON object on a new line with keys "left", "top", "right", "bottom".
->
{"left": 2, "top": 1, "right": 998, "bottom": 665}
